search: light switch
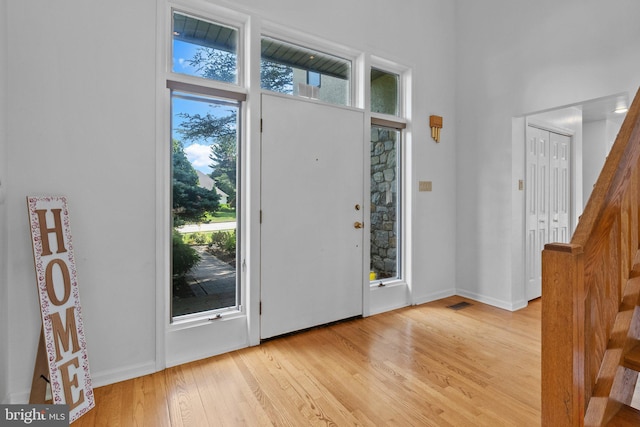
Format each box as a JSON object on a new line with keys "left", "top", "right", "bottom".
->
{"left": 419, "top": 181, "right": 432, "bottom": 192}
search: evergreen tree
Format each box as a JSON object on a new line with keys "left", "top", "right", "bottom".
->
{"left": 172, "top": 139, "right": 220, "bottom": 224}
{"left": 209, "top": 133, "right": 237, "bottom": 206}
{"left": 181, "top": 46, "right": 293, "bottom": 206}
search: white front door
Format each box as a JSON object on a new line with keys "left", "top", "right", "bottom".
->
{"left": 525, "top": 125, "right": 571, "bottom": 300}
{"left": 260, "top": 94, "right": 365, "bottom": 339}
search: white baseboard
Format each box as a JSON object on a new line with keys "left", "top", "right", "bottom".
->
{"left": 7, "top": 360, "right": 158, "bottom": 404}
{"left": 411, "top": 289, "right": 456, "bottom": 306}
{"left": 90, "top": 360, "right": 158, "bottom": 388}
{"left": 455, "top": 289, "right": 527, "bottom": 312}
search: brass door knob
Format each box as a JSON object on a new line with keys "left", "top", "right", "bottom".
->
{"left": 354, "top": 221, "right": 363, "bottom": 229}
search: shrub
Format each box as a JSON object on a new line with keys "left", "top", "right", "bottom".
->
{"left": 192, "top": 232, "right": 207, "bottom": 245}
{"left": 210, "top": 230, "right": 236, "bottom": 257}
{"left": 172, "top": 230, "right": 201, "bottom": 277}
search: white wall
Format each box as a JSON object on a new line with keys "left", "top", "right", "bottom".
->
{"left": 4, "top": 0, "right": 458, "bottom": 400}
{"left": 456, "top": 0, "right": 640, "bottom": 308}
{"left": 5, "top": 0, "right": 158, "bottom": 401}
{"left": 583, "top": 115, "right": 624, "bottom": 205}
{"left": 1, "top": 0, "right": 9, "bottom": 404}
{"left": 583, "top": 120, "right": 607, "bottom": 205}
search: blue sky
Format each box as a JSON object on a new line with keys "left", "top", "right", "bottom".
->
{"left": 172, "top": 40, "right": 236, "bottom": 174}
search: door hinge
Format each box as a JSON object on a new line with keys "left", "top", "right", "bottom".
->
{"left": 260, "top": 210, "right": 262, "bottom": 223}
{"left": 259, "top": 301, "right": 262, "bottom": 315}
{"left": 260, "top": 118, "right": 263, "bottom": 133}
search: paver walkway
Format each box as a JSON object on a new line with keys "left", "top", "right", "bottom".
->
{"left": 172, "top": 246, "right": 236, "bottom": 316}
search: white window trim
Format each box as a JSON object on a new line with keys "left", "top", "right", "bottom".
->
{"left": 366, "top": 58, "right": 412, "bottom": 313}
{"left": 370, "top": 55, "right": 408, "bottom": 118}
{"left": 168, "top": 3, "right": 248, "bottom": 90}
{"left": 156, "top": 0, "right": 252, "bottom": 371}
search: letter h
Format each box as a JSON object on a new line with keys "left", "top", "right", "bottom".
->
{"left": 35, "top": 209, "right": 67, "bottom": 256}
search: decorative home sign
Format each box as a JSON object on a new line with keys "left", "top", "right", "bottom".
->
{"left": 26, "top": 196, "right": 94, "bottom": 422}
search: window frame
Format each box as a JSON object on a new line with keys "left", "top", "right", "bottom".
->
{"left": 369, "top": 56, "right": 407, "bottom": 126}
{"left": 368, "top": 59, "right": 408, "bottom": 288}
{"left": 260, "top": 26, "right": 359, "bottom": 108}
{"left": 168, "top": 7, "right": 248, "bottom": 97}
{"left": 164, "top": 6, "right": 249, "bottom": 327}
{"left": 169, "top": 86, "right": 243, "bottom": 322}
{"left": 369, "top": 124, "right": 403, "bottom": 286}
{"left": 370, "top": 67, "right": 400, "bottom": 117}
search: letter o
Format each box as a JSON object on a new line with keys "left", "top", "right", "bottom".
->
{"left": 45, "top": 259, "right": 71, "bottom": 306}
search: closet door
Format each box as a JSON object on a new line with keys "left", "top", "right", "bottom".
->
{"left": 525, "top": 126, "right": 571, "bottom": 300}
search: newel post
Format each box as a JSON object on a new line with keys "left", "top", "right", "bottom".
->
{"left": 542, "top": 242, "right": 585, "bottom": 427}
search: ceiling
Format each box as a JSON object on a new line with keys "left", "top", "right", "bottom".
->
{"left": 580, "top": 93, "right": 629, "bottom": 123}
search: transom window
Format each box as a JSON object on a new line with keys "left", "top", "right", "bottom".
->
{"left": 172, "top": 12, "right": 239, "bottom": 85}
{"left": 371, "top": 68, "right": 399, "bottom": 116}
{"left": 260, "top": 36, "right": 351, "bottom": 106}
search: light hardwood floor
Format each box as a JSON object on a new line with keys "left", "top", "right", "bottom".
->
{"left": 73, "top": 296, "right": 541, "bottom": 426}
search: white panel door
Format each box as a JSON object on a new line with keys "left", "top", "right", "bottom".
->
{"left": 260, "top": 94, "right": 364, "bottom": 339}
{"left": 549, "top": 132, "right": 571, "bottom": 243}
{"left": 525, "top": 125, "right": 571, "bottom": 301}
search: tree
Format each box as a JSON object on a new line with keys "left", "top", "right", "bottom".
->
{"left": 188, "top": 46, "right": 293, "bottom": 92}
{"left": 172, "top": 139, "right": 220, "bottom": 224}
{"left": 180, "top": 47, "right": 294, "bottom": 206}
{"left": 209, "top": 133, "right": 237, "bottom": 206}
{"left": 189, "top": 48, "right": 236, "bottom": 83}
{"left": 260, "top": 60, "right": 293, "bottom": 93}
{"left": 176, "top": 112, "right": 237, "bottom": 206}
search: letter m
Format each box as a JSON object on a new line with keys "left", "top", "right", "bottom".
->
{"left": 50, "top": 306, "right": 81, "bottom": 362}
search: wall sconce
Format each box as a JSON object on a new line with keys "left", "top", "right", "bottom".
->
{"left": 430, "top": 115, "right": 443, "bottom": 143}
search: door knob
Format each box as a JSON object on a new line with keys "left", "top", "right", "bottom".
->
{"left": 355, "top": 204, "right": 361, "bottom": 211}
{"left": 354, "top": 221, "right": 363, "bottom": 229}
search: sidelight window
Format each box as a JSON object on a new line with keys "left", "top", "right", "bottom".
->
{"left": 170, "top": 90, "right": 241, "bottom": 319}
{"left": 370, "top": 126, "right": 401, "bottom": 282}
{"left": 370, "top": 65, "right": 404, "bottom": 284}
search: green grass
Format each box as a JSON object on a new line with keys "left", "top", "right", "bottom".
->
{"left": 203, "top": 205, "right": 236, "bottom": 223}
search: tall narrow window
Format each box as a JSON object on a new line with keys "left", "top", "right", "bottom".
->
{"left": 171, "top": 91, "right": 240, "bottom": 318}
{"left": 370, "top": 65, "right": 403, "bottom": 284}
{"left": 370, "top": 126, "right": 401, "bottom": 282}
{"left": 260, "top": 36, "right": 351, "bottom": 106}
{"left": 172, "top": 12, "right": 239, "bottom": 84}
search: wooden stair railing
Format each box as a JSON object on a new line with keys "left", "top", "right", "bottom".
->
{"left": 542, "top": 88, "right": 640, "bottom": 427}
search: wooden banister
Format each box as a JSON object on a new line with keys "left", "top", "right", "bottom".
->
{"left": 542, "top": 88, "right": 640, "bottom": 427}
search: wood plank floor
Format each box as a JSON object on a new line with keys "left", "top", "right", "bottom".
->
{"left": 73, "top": 296, "right": 541, "bottom": 426}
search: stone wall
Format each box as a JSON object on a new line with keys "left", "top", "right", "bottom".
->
{"left": 370, "top": 127, "right": 398, "bottom": 279}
